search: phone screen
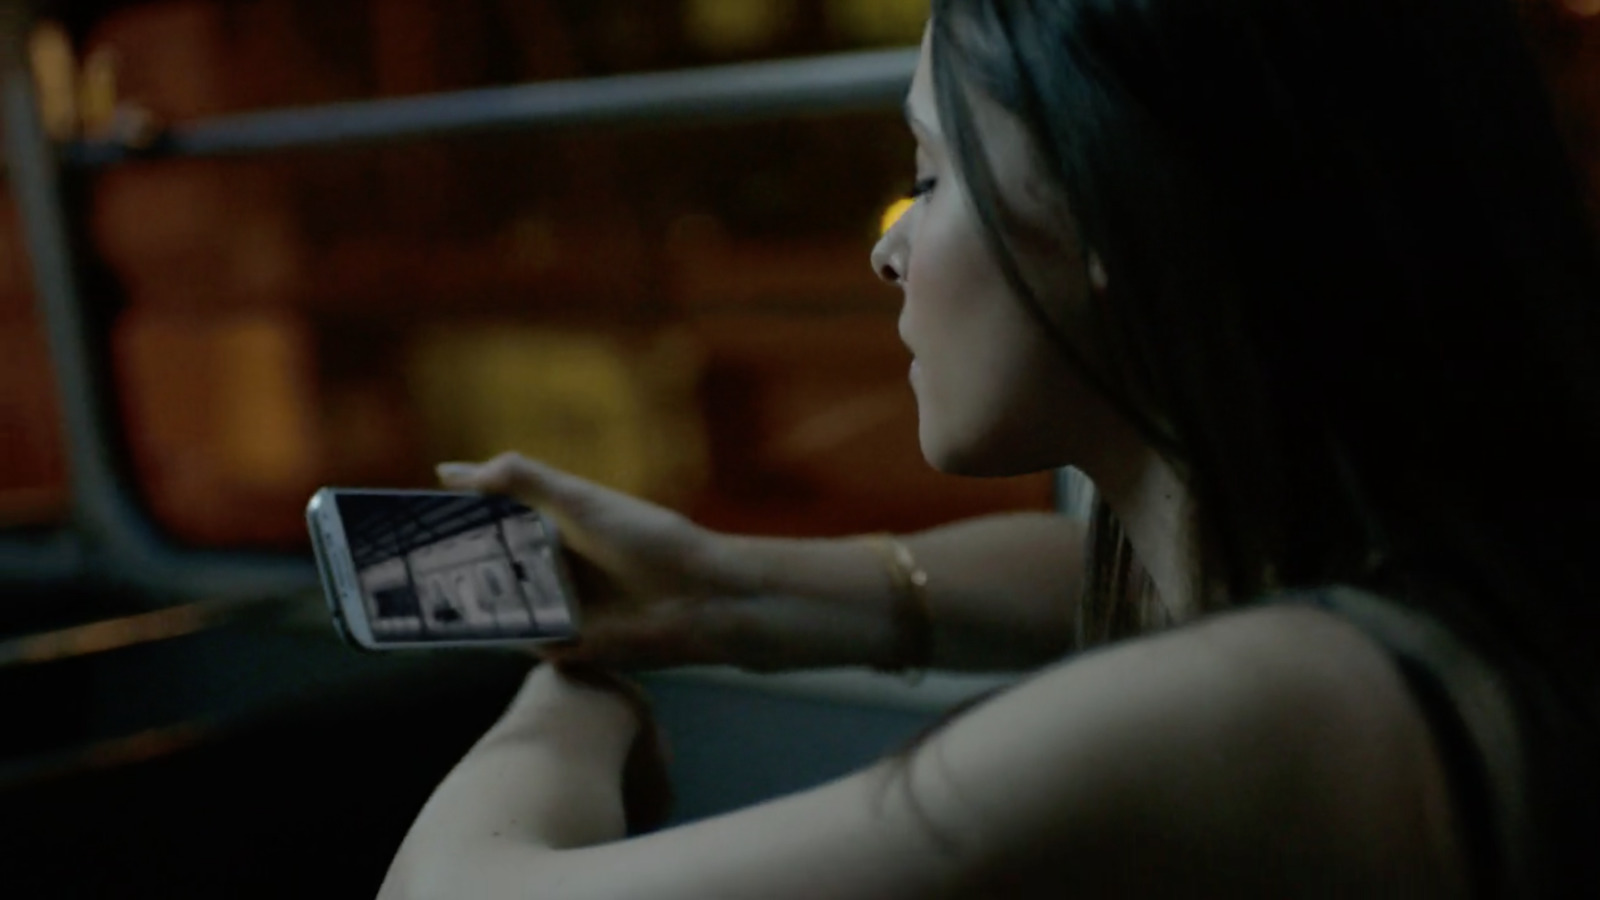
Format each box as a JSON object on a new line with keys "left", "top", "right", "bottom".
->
{"left": 332, "top": 491, "right": 579, "bottom": 645}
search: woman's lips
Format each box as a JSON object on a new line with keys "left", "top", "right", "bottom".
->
{"left": 899, "top": 321, "right": 919, "bottom": 384}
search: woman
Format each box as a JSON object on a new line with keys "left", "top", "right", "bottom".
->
{"left": 384, "top": 0, "right": 1600, "bottom": 895}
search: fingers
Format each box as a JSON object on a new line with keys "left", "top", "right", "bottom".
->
{"left": 436, "top": 452, "right": 587, "bottom": 510}
{"left": 537, "top": 662, "right": 675, "bottom": 832}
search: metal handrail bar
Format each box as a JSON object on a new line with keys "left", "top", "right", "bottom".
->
{"left": 68, "top": 48, "right": 919, "bottom": 166}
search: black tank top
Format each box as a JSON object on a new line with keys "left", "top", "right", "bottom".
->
{"left": 1306, "top": 587, "right": 1598, "bottom": 898}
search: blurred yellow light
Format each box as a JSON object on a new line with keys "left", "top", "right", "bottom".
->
{"left": 80, "top": 47, "right": 120, "bottom": 136}
{"left": 686, "top": 0, "right": 795, "bottom": 52}
{"left": 827, "top": 0, "right": 927, "bottom": 43}
{"left": 880, "top": 197, "right": 915, "bottom": 235}
{"left": 28, "top": 22, "right": 77, "bottom": 140}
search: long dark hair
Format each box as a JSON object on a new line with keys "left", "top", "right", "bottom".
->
{"left": 930, "top": 0, "right": 1600, "bottom": 666}
{"left": 927, "top": 0, "right": 1600, "bottom": 867}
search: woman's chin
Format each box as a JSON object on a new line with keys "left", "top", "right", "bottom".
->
{"left": 919, "top": 420, "right": 1069, "bottom": 478}
{"left": 919, "top": 429, "right": 1026, "bottom": 478}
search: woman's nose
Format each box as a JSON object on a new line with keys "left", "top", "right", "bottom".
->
{"left": 871, "top": 233, "right": 904, "bottom": 285}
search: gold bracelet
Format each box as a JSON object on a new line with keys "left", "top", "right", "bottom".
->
{"left": 863, "top": 534, "right": 932, "bottom": 685}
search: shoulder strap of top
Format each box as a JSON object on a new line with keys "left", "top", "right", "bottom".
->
{"left": 1309, "top": 586, "right": 1537, "bottom": 899}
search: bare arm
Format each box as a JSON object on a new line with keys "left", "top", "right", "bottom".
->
{"left": 444, "top": 455, "right": 1084, "bottom": 673}
{"left": 713, "top": 512, "right": 1085, "bottom": 671}
{"left": 380, "top": 605, "right": 1467, "bottom": 900}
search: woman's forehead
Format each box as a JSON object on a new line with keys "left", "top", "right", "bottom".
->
{"left": 907, "top": 33, "right": 940, "bottom": 133}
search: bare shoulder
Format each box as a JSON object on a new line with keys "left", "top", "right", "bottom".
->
{"left": 919, "top": 602, "right": 1470, "bottom": 897}
{"left": 429, "top": 604, "right": 1474, "bottom": 900}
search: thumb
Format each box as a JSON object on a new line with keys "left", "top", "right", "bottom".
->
{"left": 436, "top": 452, "right": 588, "bottom": 513}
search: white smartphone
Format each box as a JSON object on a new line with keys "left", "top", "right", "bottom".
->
{"left": 306, "top": 487, "right": 581, "bottom": 651}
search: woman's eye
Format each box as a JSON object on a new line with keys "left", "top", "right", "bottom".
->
{"left": 906, "top": 177, "right": 938, "bottom": 200}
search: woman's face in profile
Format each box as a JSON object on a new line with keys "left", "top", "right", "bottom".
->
{"left": 872, "top": 29, "right": 1120, "bottom": 478}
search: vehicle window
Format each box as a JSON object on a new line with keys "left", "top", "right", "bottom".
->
{"left": 61, "top": 0, "right": 1050, "bottom": 549}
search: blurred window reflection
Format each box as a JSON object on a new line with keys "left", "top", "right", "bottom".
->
{"left": 99, "top": 117, "right": 1053, "bottom": 547}
{"left": 13, "top": 1, "right": 1600, "bottom": 551}
{"left": 61, "top": 0, "right": 1051, "bottom": 549}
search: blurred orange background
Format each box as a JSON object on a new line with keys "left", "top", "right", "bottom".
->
{"left": 0, "top": 0, "right": 1056, "bottom": 550}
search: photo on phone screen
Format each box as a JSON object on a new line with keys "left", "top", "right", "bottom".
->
{"left": 319, "top": 490, "right": 579, "bottom": 647}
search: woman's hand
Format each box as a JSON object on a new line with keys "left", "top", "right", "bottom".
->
{"left": 485, "top": 661, "right": 648, "bottom": 758}
{"left": 380, "top": 662, "right": 671, "bottom": 899}
{"left": 437, "top": 453, "right": 766, "bottom": 670}
{"left": 485, "top": 662, "right": 674, "bottom": 836}
{"left": 439, "top": 452, "right": 1092, "bottom": 674}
